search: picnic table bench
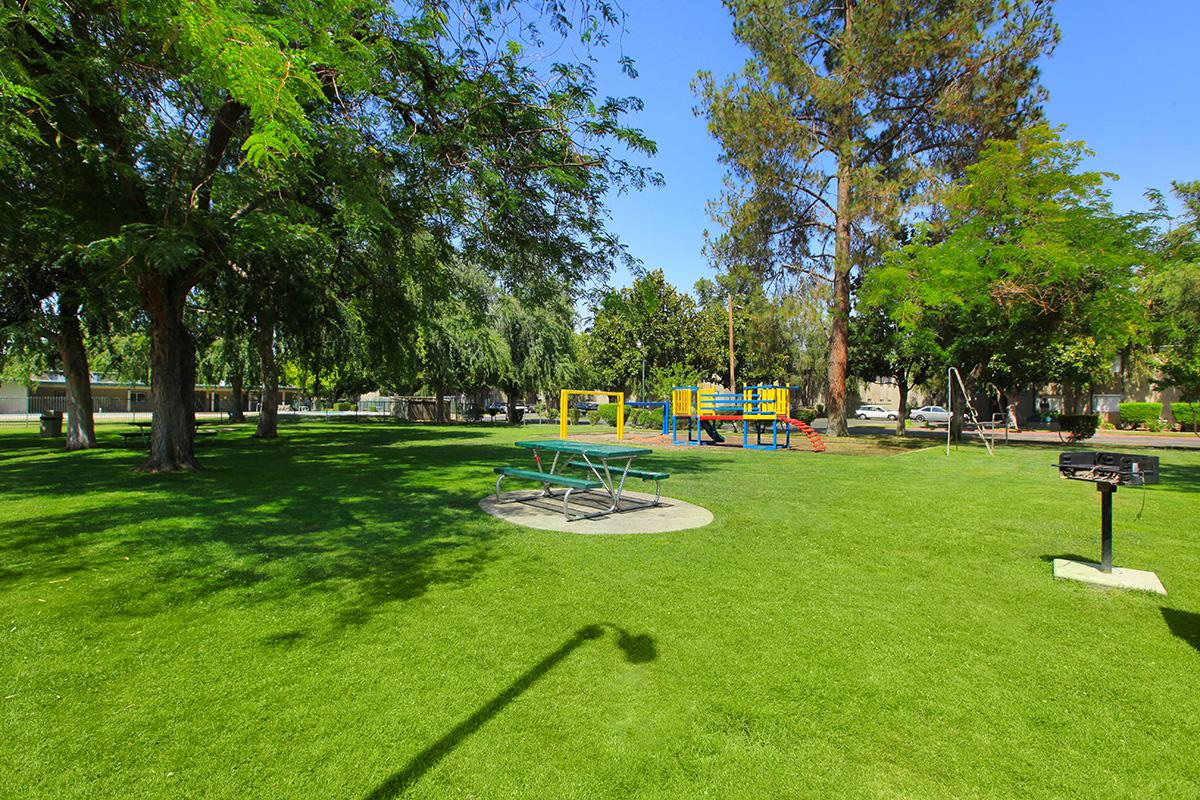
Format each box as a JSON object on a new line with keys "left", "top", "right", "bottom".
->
{"left": 566, "top": 460, "right": 670, "bottom": 504}
{"left": 121, "top": 421, "right": 221, "bottom": 447}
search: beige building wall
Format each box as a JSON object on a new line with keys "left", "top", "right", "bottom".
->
{"left": 855, "top": 379, "right": 923, "bottom": 410}
{"left": 0, "top": 381, "right": 29, "bottom": 413}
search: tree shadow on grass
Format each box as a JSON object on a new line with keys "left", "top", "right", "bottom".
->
{"left": 362, "top": 623, "right": 657, "bottom": 800}
{"left": 1156, "top": 461, "right": 1200, "bottom": 494}
{"left": 0, "top": 425, "right": 524, "bottom": 630}
{"left": 1161, "top": 608, "right": 1200, "bottom": 653}
{"left": 0, "top": 423, "right": 721, "bottom": 632}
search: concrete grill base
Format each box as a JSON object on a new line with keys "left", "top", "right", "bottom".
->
{"left": 1053, "top": 558, "right": 1166, "bottom": 595}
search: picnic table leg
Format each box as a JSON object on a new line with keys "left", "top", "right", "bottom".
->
{"left": 604, "top": 456, "right": 634, "bottom": 511}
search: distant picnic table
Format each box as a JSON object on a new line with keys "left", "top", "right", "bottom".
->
{"left": 121, "top": 420, "right": 219, "bottom": 446}
{"left": 493, "top": 438, "right": 670, "bottom": 521}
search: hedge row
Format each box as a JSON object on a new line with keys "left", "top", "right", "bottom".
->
{"left": 593, "top": 403, "right": 665, "bottom": 430}
{"left": 1118, "top": 402, "right": 1161, "bottom": 428}
{"left": 1172, "top": 402, "right": 1200, "bottom": 430}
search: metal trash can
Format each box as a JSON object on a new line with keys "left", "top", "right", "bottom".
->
{"left": 39, "top": 411, "right": 63, "bottom": 437}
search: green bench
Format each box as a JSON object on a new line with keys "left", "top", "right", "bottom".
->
{"left": 567, "top": 460, "right": 669, "bottom": 505}
{"left": 493, "top": 467, "right": 604, "bottom": 521}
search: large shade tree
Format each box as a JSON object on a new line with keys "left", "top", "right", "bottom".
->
{"left": 696, "top": 0, "right": 1058, "bottom": 436}
{"left": 1144, "top": 182, "right": 1200, "bottom": 410}
{"left": 863, "top": 125, "right": 1150, "bottom": 420}
{"left": 4, "top": 0, "right": 655, "bottom": 471}
{"left": 586, "top": 270, "right": 720, "bottom": 395}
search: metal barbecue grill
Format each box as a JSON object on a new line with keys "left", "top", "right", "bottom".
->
{"left": 1056, "top": 452, "right": 1159, "bottom": 573}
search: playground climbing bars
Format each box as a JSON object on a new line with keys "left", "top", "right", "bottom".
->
{"left": 560, "top": 390, "right": 624, "bottom": 440}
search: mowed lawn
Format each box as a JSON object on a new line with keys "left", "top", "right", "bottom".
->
{"left": 2, "top": 421, "right": 1198, "bottom": 799}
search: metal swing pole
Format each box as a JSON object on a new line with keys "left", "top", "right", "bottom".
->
{"left": 946, "top": 367, "right": 952, "bottom": 456}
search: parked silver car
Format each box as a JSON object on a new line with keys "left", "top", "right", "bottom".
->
{"left": 909, "top": 405, "right": 951, "bottom": 424}
{"left": 854, "top": 405, "right": 898, "bottom": 420}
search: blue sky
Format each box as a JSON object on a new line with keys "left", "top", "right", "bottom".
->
{"left": 591, "top": 0, "right": 1200, "bottom": 292}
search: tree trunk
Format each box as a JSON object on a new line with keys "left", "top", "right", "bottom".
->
{"left": 141, "top": 275, "right": 199, "bottom": 471}
{"left": 228, "top": 367, "right": 246, "bottom": 423}
{"left": 505, "top": 386, "right": 520, "bottom": 424}
{"left": 224, "top": 312, "right": 247, "bottom": 423}
{"left": 55, "top": 303, "right": 97, "bottom": 451}
{"left": 894, "top": 372, "right": 908, "bottom": 436}
{"left": 255, "top": 316, "right": 279, "bottom": 438}
{"left": 825, "top": 157, "right": 852, "bottom": 438}
{"left": 436, "top": 382, "right": 451, "bottom": 423}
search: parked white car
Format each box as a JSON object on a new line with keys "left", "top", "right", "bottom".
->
{"left": 854, "top": 405, "right": 898, "bottom": 420}
{"left": 909, "top": 405, "right": 951, "bottom": 424}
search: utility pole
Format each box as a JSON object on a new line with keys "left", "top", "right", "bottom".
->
{"left": 727, "top": 292, "right": 736, "bottom": 388}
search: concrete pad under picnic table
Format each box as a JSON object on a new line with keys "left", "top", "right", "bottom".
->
{"left": 479, "top": 489, "right": 713, "bottom": 535}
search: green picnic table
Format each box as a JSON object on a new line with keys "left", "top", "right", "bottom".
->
{"left": 493, "top": 439, "right": 669, "bottom": 521}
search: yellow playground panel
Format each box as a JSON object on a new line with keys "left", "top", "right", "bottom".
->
{"left": 560, "top": 389, "right": 624, "bottom": 439}
{"left": 742, "top": 385, "right": 788, "bottom": 419}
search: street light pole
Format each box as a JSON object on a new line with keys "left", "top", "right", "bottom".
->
{"left": 727, "top": 291, "right": 736, "bottom": 388}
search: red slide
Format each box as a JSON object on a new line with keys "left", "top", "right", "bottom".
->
{"left": 777, "top": 417, "right": 827, "bottom": 452}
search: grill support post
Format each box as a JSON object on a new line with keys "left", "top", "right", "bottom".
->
{"left": 1098, "top": 482, "right": 1115, "bottom": 573}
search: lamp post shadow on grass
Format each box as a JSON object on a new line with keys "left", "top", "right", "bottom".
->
{"left": 1160, "top": 607, "right": 1200, "bottom": 653}
{"left": 363, "top": 623, "right": 657, "bottom": 800}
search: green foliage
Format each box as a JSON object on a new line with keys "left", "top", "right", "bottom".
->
{"left": 1118, "top": 402, "right": 1162, "bottom": 429}
{"left": 647, "top": 363, "right": 702, "bottom": 402}
{"left": 595, "top": 402, "right": 620, "bottom": 426}
{"left": 694, "top": 272, "right": 829, "bottom": 404}
{"left": 1144, "top": 182, "right": 1200, "bottom": 401}
{"left": 1171, "top": 402, "right": 1200, "bottom": 432}
{"left": 636, "top": 406, "right": 664, "bottom": 430}
{"left": 586, "top": 270, "right": 718, "bottom": 393}
{"left": 791, "top": 407, "right": 818, "bottom": 424}
{"left": 866, "top": 125, "right": 1150, "bottom": 398}
{"left": 495, "top": 290, "right": 577, "bottom": 403}
{"left": 1058, "top": 414, "right": 1099, "bottom": 442}
{"left": 2, "top": 0, "right": 658, "bottom": 467}
{"left": 333, "top": 401, "right": 355, "bottom": 412}
{"left": 696, "top": 0, "right": 1057, "bottom": 432}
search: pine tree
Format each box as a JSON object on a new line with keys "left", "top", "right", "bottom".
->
{"left": 697, "top": 0, "right": 1058, "bottom": 435}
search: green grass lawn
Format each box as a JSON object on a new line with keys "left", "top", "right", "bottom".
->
{"left": 2, "top": 421, "right": 1198, "bottom": 798}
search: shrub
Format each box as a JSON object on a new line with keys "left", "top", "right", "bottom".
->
{"left": 1059, "top": 414, "right": 1099, "bottom": 442}
{"left": 1099, "top": 420, "right": 1116, "bottom": 430}
{"left": 1118, "top": 402, "right": 1162, "bottom": 429}
{"left": 791, "top": 407, "right": 818, "bottom": 424}
{"left": 1171, "top": 402, "right": 1200, "bottom": 433}
{"left": 595, "top": 402, "right": 619, "bottom": 426}
{"left": 816, "top": 403, "right": 825, "bottom": 417}
{"left": 638, "top": 406, "right": 664, "bottom": 431}
{"left": 648, "top": 364, "right": 702, "bottom": 402}
{"left": 1146, "top": 419, "right": 1166, "bottom": 433}
{"left": 547, "top": 407, "right": 559, "bottom": 421}
{"left": 333, "top": 401, "right": 355, "bottom": 411}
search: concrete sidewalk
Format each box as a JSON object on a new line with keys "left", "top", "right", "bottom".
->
{"left": 823, "top": 419, "right": 1200, "bottom": 450}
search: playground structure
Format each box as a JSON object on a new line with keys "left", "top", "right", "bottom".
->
{"left": 670, "top": 384, "right": 826, "bottom": 452}
{"left": 560, "top": 389, "right": 624, "bottom": 440}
